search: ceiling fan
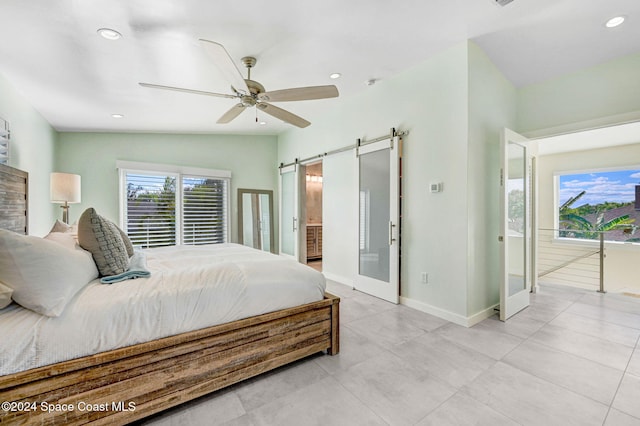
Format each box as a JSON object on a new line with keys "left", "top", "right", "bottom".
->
{"left": 139, "top": 39, "right": 339, "bottom": 128}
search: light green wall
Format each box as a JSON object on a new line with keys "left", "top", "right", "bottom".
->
{"left": 518, "top": 52, "right": 640, "bottom": 135}
{"left": 0, "top": 72, "right": 57, "bottom": 236}
{"left": 467, "top": 42, "right": 517, "bottom": 317}
{"left": 5, "top": 37, "right": 639, "bottom": 323}
{"left": 279, "top": 42, "right": 472, "bottom": 319}
{"left": 55, "top": 132, "right": 278, "bottom": 245}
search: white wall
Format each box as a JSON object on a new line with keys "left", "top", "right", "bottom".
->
{"left": 0, "top": 72, "right": 57, "bottom": 236}
{"left": 321, "top": 151, "right": 358, "bottom": 284}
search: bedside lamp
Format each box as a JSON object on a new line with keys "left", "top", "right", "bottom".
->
{"left": 50, "top": 172, "right": 81, "bottom": 224}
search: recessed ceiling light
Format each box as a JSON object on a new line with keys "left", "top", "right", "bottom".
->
{"left": 111, "top": 114, "right": 124, "bottom": 119}
{"left": 329, "top": 73, "right": 341, "bottom": 79}
{"left": 259, "top": 121, "right": 267, "bottom": 125}
{"left": 605, "top": 16, "right": 625, "bottom": 28}
{"left": 97, "top": 28, "right": 122, "bottom": 40}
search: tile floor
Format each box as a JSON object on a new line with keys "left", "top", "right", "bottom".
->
{"left": 137, "top": 281, "right": 640, "bottom": 426}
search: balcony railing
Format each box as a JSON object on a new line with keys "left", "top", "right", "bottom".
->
{"left": 537, "top": 229, "right": 605, "bottom": 293}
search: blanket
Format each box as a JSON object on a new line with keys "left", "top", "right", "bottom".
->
{"left": 100, "top": 250, "right": 150, "bottom": 284}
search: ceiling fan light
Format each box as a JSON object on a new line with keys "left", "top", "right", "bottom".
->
{"left": 97, "top": 28, "right": 122, "bottom": 40}
{"left": 605, "top": 16, "right": 625, "bottom": 28}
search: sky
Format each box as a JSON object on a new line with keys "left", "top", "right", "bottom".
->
{"left": 559, "top": 169, "right": 640, "bottom": 206}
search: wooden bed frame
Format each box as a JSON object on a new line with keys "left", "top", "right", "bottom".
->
{"left": 0, "top": 163, "right": 340, "bottom": 425}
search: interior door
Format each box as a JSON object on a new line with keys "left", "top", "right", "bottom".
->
{"left": 354, "top": 137, "right": 400, "bottom": 303}
{"left": 499, "top": 128, "right": 533, "bottom": 321}
{"left": 279, "top": 164, "right": 306, "bottom": 261}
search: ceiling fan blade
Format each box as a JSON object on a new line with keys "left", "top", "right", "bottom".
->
{"left": 217, "top": 103, "right": 247, "bottom": 124}
{"left": 139, "top": 82, "right": 237, "bottom": 99}
{"left": 258, "top": 85, "right": 339, "bottom": 102}
{"left": 199, "top": 39, "right": 250, "bottom": 94}
{"left": 257, "top": 103, "right": 311, "bottom": 128}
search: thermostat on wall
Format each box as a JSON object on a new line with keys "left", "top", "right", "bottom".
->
{"left": 430, "top": 182, "right": 443, "bottom": 193}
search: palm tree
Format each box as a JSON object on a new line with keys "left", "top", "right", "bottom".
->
{"left": 559, "top": 190, "right": 635, "bottom": 239}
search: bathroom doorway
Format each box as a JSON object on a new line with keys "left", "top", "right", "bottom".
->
{"left": 305, "top": 161, "right": 323, "bottom": 271}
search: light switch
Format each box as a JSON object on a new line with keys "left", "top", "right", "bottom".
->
{"left": 430, "top": 182, "right": 443, "bottom": 193}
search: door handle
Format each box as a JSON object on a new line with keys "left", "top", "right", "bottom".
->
{"left": 293, "top": 217, "right": 298, "bottom": 232}
{"left": 389, "top": 221, "right": 396, "bottom": 245}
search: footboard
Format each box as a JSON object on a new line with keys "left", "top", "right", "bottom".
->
{"left": 0, "top": 293, "right": 340, "bottom": 425}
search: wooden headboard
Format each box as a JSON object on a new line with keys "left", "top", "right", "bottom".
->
{"left": 0, "top": 163, "right": 28, "bottom": 235}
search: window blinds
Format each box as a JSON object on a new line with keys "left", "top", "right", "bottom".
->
{"left": 125, "top": 173, "right": 178, "bottom": 248}
{"left": 123, "top": 171, "right": 228, "bottom": 248}
{"left": 182, "top": 176, "right": 227, "bottom": 245}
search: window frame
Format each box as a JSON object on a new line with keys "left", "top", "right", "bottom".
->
{"left": 117, "top": 160, "right": 231, "bottom": 247}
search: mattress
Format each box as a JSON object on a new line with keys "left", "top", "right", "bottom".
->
{"left": 0, "top": 243, "right": 325, "bottom": 376}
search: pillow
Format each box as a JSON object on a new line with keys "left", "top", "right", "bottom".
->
{"left": 117, "top": 226, "right": 135, "bottom": 257}
{"left": 50, "top": 219, "right": 75, "bottom": 234}
{"left": 44, "top": 231, "right": 78, "bottom": 251}
{"left": 78, "top": 208, "right": 129, "bottom": 276}
{"left": 0, "top": 281, "right": 13, "bottom": 309}
{"left": 0, "top": 229, "right": 99, "bottom": 316}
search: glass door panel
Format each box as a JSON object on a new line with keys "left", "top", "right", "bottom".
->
{"left": 280, "top": 168, "right": 297, "bottom": 258}
{"left": 359, "top": 149, "right": 391, "bottom": 282}
{"left": 507, "top": 142, "right": 527, "bottom": 297}
{"left": 259, "top": 193, "right": 271, "bottom": 251}
{"left": 354, "top": 137, "right": 399, "bottom": 303}
{"left": 500, "top": 128, "right": 532, "bottom": 321}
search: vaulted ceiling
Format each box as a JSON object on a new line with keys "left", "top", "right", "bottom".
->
{"left": 0, "top": 0, "right": 638, "bottom": 134}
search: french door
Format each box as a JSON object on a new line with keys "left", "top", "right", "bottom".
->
{"left": 354, "top": 137, "right": 400, "bottom": 303}
{"left": 499, "top": 128, "right": 536, "bottom": 321}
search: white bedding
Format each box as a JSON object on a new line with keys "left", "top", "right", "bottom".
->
{"left": 0, "top": 243, "right": 325, "bottom": 376}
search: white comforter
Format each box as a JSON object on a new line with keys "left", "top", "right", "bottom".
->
{"left": 0, "top": 244, "right": 325, "bottom": 376}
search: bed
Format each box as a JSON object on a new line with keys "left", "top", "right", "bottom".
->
{"left": 0, "top": 163, "right": 340, "bottom": 425}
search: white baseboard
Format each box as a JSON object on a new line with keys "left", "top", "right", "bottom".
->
{"left": 399, "top": 296, "right": 498, "bottom": 328}
{"left": 466, "top": 304, "right": 500, "bottom": 327}
{"left": 322, "top": 272, "right": 353, "bottom": 288}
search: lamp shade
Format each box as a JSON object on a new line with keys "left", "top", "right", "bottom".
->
{"left": 50, "top": 173, "right": 81, "bottom": 203}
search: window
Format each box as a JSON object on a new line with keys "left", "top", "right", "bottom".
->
{"left": 182, "top": 176, "right": 228, "bottom": 245}
{"left": 556, "top": 167, "right": 640, "bottom": 244}
{"left": 118, "top": 161, "right": 230, "bottom": 248}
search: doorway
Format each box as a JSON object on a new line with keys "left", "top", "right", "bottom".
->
{"left": 305, "top": 161, "right": 323, "bottom": 271}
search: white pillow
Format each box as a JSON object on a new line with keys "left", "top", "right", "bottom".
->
{"left": 0, "top": 281, "right": 12, "bottom": 309}
{"left": 0, "top": 229, "right": 99, "bottom": 317}
{"left": 50, "top": 219, "right": 74, "bottom": 234}
{"left": 50, "top": 220, "right": 79, "bottom": 242}
{"left": 44, "top": 231, "right": 78, "bottom": 251}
